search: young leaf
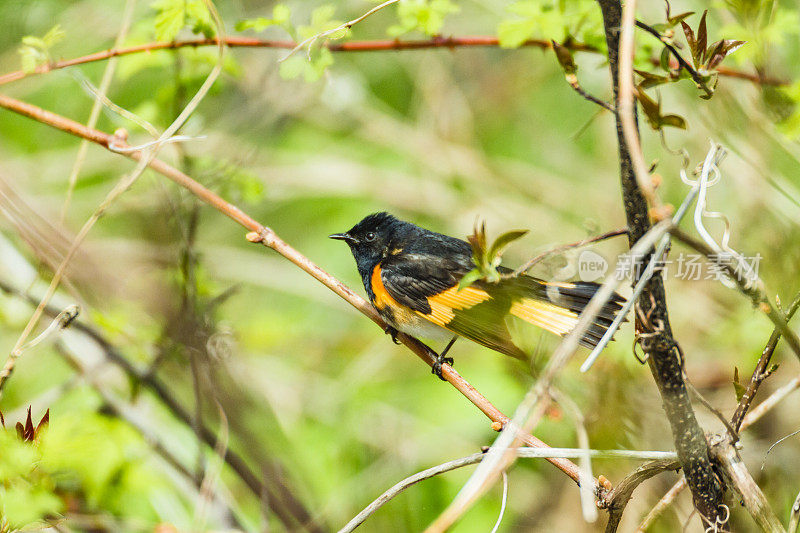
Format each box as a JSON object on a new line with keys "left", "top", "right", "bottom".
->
{"left": 680, "top": 20, "right": 696, "bottom": 66}
{"left": 667, "top": 11, "right": 694, "bottom": 27}
{"left": 706, "top": 39, "right": 746, "bottom": 69}
{"left": 152, "top": 0, "right": 186, "bottom": 41}
{"left": 488, "top": 229, "right": 529, "bottom": 267}
{"left": 551, "top": 40, "right": 576, "bottom": 74}
{"left": 659, "top": 46, "right": 671, "bottom": 71}
{"left": 457, "top": 269, "right": 483, "bottom": 291}
{"left": 635, "top": 69, "right": 670, "bottom": 89}
{"left": 236, "top": 5, "right": 291, "bottom": 33}
{"left": 660, "top": 114, "right": 687, "bottom": 129}
{"left": 733, "top": 380, "right": 747, "bottom": 402}
{"left": 696, "top": 11, "right": 708, "bottom": 65}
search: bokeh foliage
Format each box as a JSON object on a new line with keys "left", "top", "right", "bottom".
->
{"left": 0, "top": 0, "right": 799, "bottom": 531}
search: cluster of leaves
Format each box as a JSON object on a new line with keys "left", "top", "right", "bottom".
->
{"left": 151, "top": 0, "right": 215, "bottom": 42}
{"left": 17, "top": 25, "right": 65, "bottom": 73}
{"left": 1, "top": 401, "right": 178, "bottom": 531}
{"left": 387, "top": 0, "right": 459, "bottom": 37}
{"left": 458, "top": 221, "right": 528, "bottom": 289}
{"left": 236, "top": 1, "right": 461, "bottom": 82}
{"left": 497, "top": 0, "right": 604, "bottom": 50}
{"left": 0, "top": 408, "right": 57, "bottom": 532}
{"left": 634, "top": 9, "right": 745, "bottom": 130}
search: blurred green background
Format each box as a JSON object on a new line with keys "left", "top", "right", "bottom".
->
{"left": 0, "top": 0, "right": 799, "bottom": 531}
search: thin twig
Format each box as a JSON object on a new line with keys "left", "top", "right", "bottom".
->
{"left": 732, "top": 290, "right": 800, "bottom": 431}
{"left": 635, "top": 477, "right": 686, "bottom": 532}
{"left": 603, "top": 459, "right": 681, "bottom": 533}
{"left": 339, "top": 448, "right": 678, "bottom": 533}
{"left": 490, "top": 472, "right": 508, "bottom": 533}
{"left": 280, "top": 0, "right": 399, "bottom": 61}
{"left": 506, "top": 227, "right": 628, "bottom": 278}
{"left": 553, "top": 390, "right": 598, "bottom": 523}
{"left": 60, "top": 0, "right": 136, "bottom": 223}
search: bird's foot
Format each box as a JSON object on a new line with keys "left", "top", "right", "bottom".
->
{"left": 383, "top": 325, "right": 401, "bottom": 344}
{"left": 431, "top": 352, "right": 454, "bottom": 381}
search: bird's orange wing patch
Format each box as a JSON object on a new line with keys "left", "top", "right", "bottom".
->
{"left": 371, "top": 264, "right": 400, "bottom": 310}
{"left": 423, "top": 286, "right": 491, "bottom": 326}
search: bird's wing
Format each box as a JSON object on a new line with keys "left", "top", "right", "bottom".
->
{"left": 379, "top": 256, "right": 527, "bottom": 359}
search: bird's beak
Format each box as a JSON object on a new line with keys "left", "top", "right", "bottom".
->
{"left": 329, "top": 232, "right": 356, "bottom": 244}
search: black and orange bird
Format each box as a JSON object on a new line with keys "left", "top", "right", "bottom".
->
{"left": 330, "top": 213, "right": 625, "bottom": 377}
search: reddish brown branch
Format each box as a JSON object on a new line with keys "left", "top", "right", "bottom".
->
{"left": 0, "top": 92, "right": 588, "bottom": 487}
{"left": 0, "top": 35, "right": 781, "bottom": 87}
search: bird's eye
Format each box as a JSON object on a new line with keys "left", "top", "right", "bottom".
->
{"left": 365, "top": 232, "right": 376, "bottom": 242}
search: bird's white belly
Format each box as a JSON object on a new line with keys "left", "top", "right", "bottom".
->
{"left": 393, "top": 313, "right": 455, "bottom": 344}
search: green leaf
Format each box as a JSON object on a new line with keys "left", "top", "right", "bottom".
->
{"left": 457, "top": 269, "right": 483, "bottom": 291}
{"left": 279, "top": 55, "right": 307, "bottom": 80}
{"left": 278, "top": 47, "right": 335, "bottom": 82}
{"left": 706, "top": 39, "right": 746, "bottom": 69}
{"left": 152, "top": 0, "right": 185, "bottom": 41}
{"left": 635, "top": 89, "right": 686, "bottom": 129}
{"left": 388, "top": 0, "right": 459, "bottom": 37}
{"left": 732, "top": 380, "right": 747, "bottom": 402}
{"left": 667, "top": 11, "right": 694, "bottom": 27}
{"left": 680, "top": 20, "right": 696, "bottom": 64}
{"left": 551, "top": 40, "right": 576, "bottom": 74}
{"left": 18, "top": 47, "right": 39, "bottom": 73}
{"left": 659, "top": 114, "right": 687, "bottom": 129}
{"left": 236, "top": 5, "right": 292, "bottom": 33}
{"left": 17, "top": 25, "right": 65, "bottom": 72}
{"left": 151, "top": 0, "right": 215, "bottom": 41}
{"left": 186, "top": 0, "right": 215, "bottom": 38}
{"left": 488, "top": 230, "right": 528, "bottom": 267}
{"left": 695, "top": 10, "right": 708, "bottom": 65}
{"left": 635, "top": 69, "right": 670, "bottom": 89}
{"left": 498, "top": 19, "right": 538, "bottom": 48}
{"left": 659, "top": 46, "right": 671, "bottom": 71}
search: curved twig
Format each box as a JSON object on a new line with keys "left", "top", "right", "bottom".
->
{"left": 340, "top": 448, "right": 677, "bottom": 533}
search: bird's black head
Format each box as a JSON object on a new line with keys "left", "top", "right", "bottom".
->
{"left": 330, "top": 212, "right": 405, "bottom": 276}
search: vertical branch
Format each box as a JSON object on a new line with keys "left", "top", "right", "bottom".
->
{"left": 596, "top": 0, "right": 724, "bottom": 526}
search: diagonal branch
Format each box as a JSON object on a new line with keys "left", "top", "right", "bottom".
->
{"left": 0, "top": 92, "right": 586, "bottom": 486}
{"left": 731, "top": 290, "right": 800, "bottom": 431}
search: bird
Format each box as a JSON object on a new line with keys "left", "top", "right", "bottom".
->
{"left": 330, "top": 212, "right": 625, "bottom": 377}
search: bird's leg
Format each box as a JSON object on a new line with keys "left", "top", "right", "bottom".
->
{"left": 383, "top": 324, "right": 401, "bottom": 344}
{"left": 431, "top": 336, "right": 458, "bottom": 380}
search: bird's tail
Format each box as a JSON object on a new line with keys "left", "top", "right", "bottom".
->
{"left": 508, "top": 278, "right": 626, "bottom": 349}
